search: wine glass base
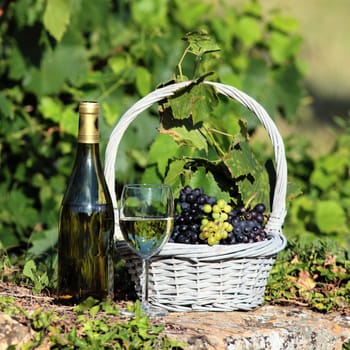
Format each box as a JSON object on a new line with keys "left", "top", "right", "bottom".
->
{"left": 119, "top": 303, "right": 168, "bottom": 318}
{"left": 141, "top": 303, "right": 168, "bottom": 317}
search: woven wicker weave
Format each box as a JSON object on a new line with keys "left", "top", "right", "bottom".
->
{"left": 104, "top": 81, "right": 287, "bottom": 312}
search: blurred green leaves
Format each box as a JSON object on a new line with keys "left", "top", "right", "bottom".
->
{"left": 282, "top": 118, "right": 350, "bottom": 247}
{"left": 0, "top": 0, "right": 306, "bottom": 255}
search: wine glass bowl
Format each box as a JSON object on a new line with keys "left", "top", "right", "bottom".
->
{"left": 119, "top": 184, "right": 174, "bottom": 316}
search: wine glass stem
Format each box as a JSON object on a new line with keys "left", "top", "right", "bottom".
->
{"left": 142, "top": 258, "right": 150, "bottom": 307}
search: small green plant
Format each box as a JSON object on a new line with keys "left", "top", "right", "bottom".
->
{"left": 0, "top": 240, "right": 12, "bottom": 282}
{"left": 0, "top": 295, "right": 27, "bottom": 321}
{"left": 23, "top": 259, "right": 50, "bottom": 294}
{"left": 265, "top": 239, "right": 350, "bottom": 313}
{"left": 0, "top": 296, "right": 186, "bottom": 349}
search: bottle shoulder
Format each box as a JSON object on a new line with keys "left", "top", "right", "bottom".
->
{"left": 62, "top": 144, "right": 113, "bottom": 205}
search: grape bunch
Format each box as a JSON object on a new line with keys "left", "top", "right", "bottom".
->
{"left": 169, "top": 186, "right": 216, "bottom": 244}
{"left": 169, "top": 186, "right": 268, "bottom": 246}
{"left": 223, "top": 203, "right": 268, "bottom": 244}
{"left": 199, "top": 199, "right": 234, "bottom": 246}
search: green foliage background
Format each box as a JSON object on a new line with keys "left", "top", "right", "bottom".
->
{"left": 0, "top": 0, "right": 349, "bottom": 268}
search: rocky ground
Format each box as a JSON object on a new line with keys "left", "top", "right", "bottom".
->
{"left": 0, "top": 283, "right": 349, "bottom": 350}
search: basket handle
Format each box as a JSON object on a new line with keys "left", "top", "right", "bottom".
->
{"left": 104, "top": 81, "right": 287, "bottom": 240}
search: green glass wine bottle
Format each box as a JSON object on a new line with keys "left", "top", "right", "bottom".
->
{"left": 57, "top": 101, "right": 114, "bottom": 302}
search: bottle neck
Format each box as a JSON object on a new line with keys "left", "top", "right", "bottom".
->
{"left": 74, "top": 142, "right": 102, "bottom": 169}
{"left": 78, "top": 113, "right": 99, "bottom": 144}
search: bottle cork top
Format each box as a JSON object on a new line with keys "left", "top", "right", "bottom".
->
{"left": 79, "top": 101, "right": 100, "bottom": 115}
{"left": 78, "top": 101, "right": 100, "bottom": 144}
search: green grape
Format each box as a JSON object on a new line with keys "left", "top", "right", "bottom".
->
{"left": 217, "top": 199, "right": 226, "bottom": 209}
{"left": 221, "top": 212, "right": 228, "bottom": 221}
{"left": 207, "top": 221, "right": 215, "bottom": 229}
{"left": 198, "top": 197, "right": 238, "bottom": 245}
{"left": 214, "top": 232, "right": 222, "bottom": 241}
{"left": 220, "top": 230, "right": 228, "bottom": 240}
{"left": 212, "top": 204, "right": 220, "bottom": 213}
{"left": 201, "top": 218, "right": 209, "bottom": 226}
{"left": 199, "top": 232, "right": 207, "bottom": 240}
{"left": 203, "top": 204, "right": 212, "bottom": 213}
{"left": 223, "top": 204, "right": 232, "bottom": 213}
{"left": 207, "top": 235, "right": 216, "bottom": 246}
{"left": 223, "top": 222, "right": 233, "bottom": 232}
{"left": 212, "top": 212, "right": 220, "bottom": 220}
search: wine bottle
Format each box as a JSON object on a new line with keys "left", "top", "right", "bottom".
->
{"left": 57, "top": 101, "right": 114, "bottom": 302}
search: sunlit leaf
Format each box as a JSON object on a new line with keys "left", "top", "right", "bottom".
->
{"left": 135, "top": 67, "right": 152, "bottom": 96}
{"left": 23, "top": 260, "right": 36, "bottom": 281}
{"left": 148, "top": 134, "right": 179, "bottom": 176}
{"left": 160, "top": 126, "right": 208, "bottom": 153}
{"left": 269, "top": 14, "right": 299, "bottom": 33}
{"left": 43, "top": 0, "right": 71, "bottom": 41}
{"left": 164, "top": 159, "right": 186, "bottom": 188}
{"left": 315, "top": 200, "right": 347, "bottom": 234}
{"left": 268, "top": 31, "right": 302, "bottom": 64}
{"left": 236, "top": 16, "right": 262, "bottom": 47}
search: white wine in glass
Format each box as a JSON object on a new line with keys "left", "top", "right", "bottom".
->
{"left": 119, "top": 184, "right": 174, "bottom": 316}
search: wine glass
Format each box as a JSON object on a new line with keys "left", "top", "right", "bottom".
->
{"left": 119, "top": 184, "right": 174, "bottom": 317}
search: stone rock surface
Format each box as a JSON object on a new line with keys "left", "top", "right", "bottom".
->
{"left": 0, "top": 304, "right": 349, "bottom": 349}
{"left": 162, "top": 305, "right": 350, "bottom": 350}
{"left": 0, "top": 312, "right": 33, "bottom": 350}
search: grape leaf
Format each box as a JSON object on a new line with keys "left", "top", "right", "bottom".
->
{"left": 43, "top": 0, "right": 71, "bottom": 42}
{"left": 160, "top": 126, "right": 208, "bottom": 153}
{"left": 315, "top": 200, "right": 347, "bottom": 234}
{"left": 60, "top": 106, "right": 78, "bottom": 136}
{"left": 102, "top": 102, "right": 121, "bottom": 127}
{"left": 269, "top": 14, "right": 299, "bottom": 33}
{"left": 237, "top": 172, "right": 270, "bottom": 208}
{"left": 189, "top": 167, "right": 230, "bottom": 202}
{"left": 310, "top": 168, "right": 337, "bottom": 192}
{"left": 131, "top": 0, "right": 169, "bottom": 28}
{"left": 166, "top": 84, "right": 218, "bottom": 125}
{"left": 223, "top": 142, "right": 260, "bottom": 178}
{"left": 174, "top": 1, "right": 213, "bottom": 28}
{"left": 236, "top": 16, "right": 262, "bottom": 47}
{"left": 268, "top": 31, "right": 302, "bottom": 64}
{"left": 243, "top": 1, "right": 262, "bottom": 17}
{"left": 108, "top": 55, "right": 132, "bottom": 75}
{"left": 141, "top": 165, "right": 162, "bottom": 184}
{"left": 164, "top": 159, "right": 187, "bottom": 189}
{"left": 28, "top": 228, "right": 58, "bottom": 256}
{"left": 148, "top": 134, "right": 179, "bottom": 177}
{"left": 8, "top": 45, "right": 27, "bottom": 80}
{"left": 136, "top": 66, "right": 152, "bottom": 96}
{"left": 0, "top": 93, "right": 13, "bottom": 119}
{"left": 182, "top": 31, "right": 220, "bottom": 55}
{"left": 25, "top": 45, "right": 89, "bottom": 96}
{"left": 273, "top": 65, "right": 303, "bottom": 119}
{"left": 39, "top": 97, "right": 62, "bottom": 123}
{"left": 23, "top": 260, "right": 36, "bottom": 281}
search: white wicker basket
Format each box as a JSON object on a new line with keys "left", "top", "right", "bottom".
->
{"left": 104, "top": 81, "right": 287, "bottom": 312}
